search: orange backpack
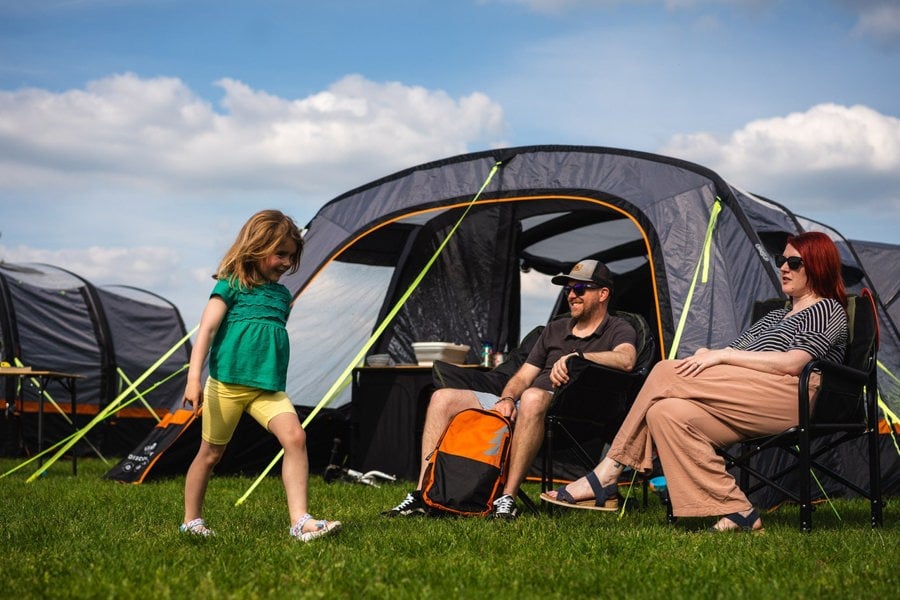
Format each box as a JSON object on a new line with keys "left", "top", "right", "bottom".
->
{"left": 421, "top": 408, "right": 512, "bottom": 516}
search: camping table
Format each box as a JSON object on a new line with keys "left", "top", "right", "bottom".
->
{"left": 0, "top": 366, "right": 85, "bottom": 475}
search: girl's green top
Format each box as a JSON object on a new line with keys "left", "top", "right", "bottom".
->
{"left": 208, "top": 278, "right": 292, "bottom": 392}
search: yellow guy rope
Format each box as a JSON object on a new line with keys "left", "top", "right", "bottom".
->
{"left": 1, "top": 364, "right": 188, "bottom": 479}
{"left": 117, "top": 367, "right": 164, "bottom": 422}
{"left": 235, "top": 160, "right": 504, "bottom": 506}
{"left": 25, "top": 325, "right": 198, "bottom": 482}
{"left": 667, "top": 198, "right": 722, "bottom": 359}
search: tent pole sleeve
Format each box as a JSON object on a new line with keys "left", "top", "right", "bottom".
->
{"left": 668, "top": 198, "right": 722, "bottom": 359}
{"left": 235, "top": 161, "right": 505, "bottom": 506}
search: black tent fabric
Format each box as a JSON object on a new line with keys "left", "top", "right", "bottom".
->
{"left": 280, "top": 145, "right": 897, "bottom": 417}
{"left": 0, "top": 263, "right": 191, "bottom": 457}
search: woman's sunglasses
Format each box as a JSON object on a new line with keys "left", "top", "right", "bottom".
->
{"left": 563, "top": 282, "right": 601, "bottom": 296}
{"left": 774, "top": 255, "right": 803, "bottom": 270}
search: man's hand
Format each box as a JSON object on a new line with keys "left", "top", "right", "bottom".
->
{"left": 493, "top": 396, "right": 517, "bottom": 421}
{"left": 549, "top": 352, "right": 578, "bottom": 387}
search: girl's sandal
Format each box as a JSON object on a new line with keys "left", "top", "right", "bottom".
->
{"left": 179, "top": 518, "right": 215, "bottom": 537}
{"left": 290, "top": 513, "right": 342, "bottom": 542}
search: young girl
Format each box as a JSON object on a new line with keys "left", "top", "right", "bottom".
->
{"left": 180, "top": 209, "right": 340, "bottom": 542}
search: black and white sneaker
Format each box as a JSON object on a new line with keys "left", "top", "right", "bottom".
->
{"left": 492, "top": 494, "right": 518, "bottom": 519}
{"left": 382, "top": 490, "right": 428, "bottom": 517}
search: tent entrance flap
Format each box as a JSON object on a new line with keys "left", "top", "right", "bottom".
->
{"left": 377, "top": 204, "right": 522, "bottom": 364}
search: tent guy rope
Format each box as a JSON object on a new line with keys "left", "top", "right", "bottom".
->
{"left": 24, "top": 326, "right": 198, "bottom": 482}
{"left": 234, "top": 160, "right": 505, "bottom": 506}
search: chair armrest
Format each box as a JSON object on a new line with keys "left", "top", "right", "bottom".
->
{"left": 803, "top": 358, "right": 869, "bottom": 386}
{"left": 564, "top": 355, "right": 637, "bottom": 379}
{"left": 799, "top": 358, "right": 872, "bottom": 425}
{"left": 556, "top": 356, "right": 642, "bottom": 397}
{"left": 548, "top": 357, "right": 645, "bottom": 433}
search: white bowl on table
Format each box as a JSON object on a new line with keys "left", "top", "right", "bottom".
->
{"left": 366, "top": 354, "right": 393, "bottom": 367}
{"left": 411, "top": 342, "right": 470, "bottom": 367}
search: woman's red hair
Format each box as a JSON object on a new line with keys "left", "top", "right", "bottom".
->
{"left": 786, "top": 231, "right": 847, "bottom": 308}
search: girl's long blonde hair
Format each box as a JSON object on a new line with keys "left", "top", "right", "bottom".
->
{"left": 216, "top": 209, "right": 304, "bottom": 289}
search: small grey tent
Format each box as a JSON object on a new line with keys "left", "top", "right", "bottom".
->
{"left": 0, "top": 262, "right": 191, "bottom": 457}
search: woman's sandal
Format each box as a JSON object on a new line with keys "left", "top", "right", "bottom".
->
{"left": 539, "top": 471, "right": 620, "bottom": 512}
{"left": 709, "top": 508, "right": 765, "bottom": 533}
{"left": 290, "top": 513, "right": 342, "bottom": 542}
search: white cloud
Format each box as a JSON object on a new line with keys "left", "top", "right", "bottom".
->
{"left": 0, "top": 72, "right": 507, "bottom": 196}
{"left": 0, "top": 244, "right": 182, "bottom": 289}
{"left": 0, "top": 73, "right": 507, "bottom": 323}
{"left": 664, "top": 103, "right": 900, "bottom": 174}
{"left": 661, "top": 103, "right": 900, "bottom": 233}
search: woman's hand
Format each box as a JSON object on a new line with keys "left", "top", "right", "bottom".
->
{"left": 674, "top": 348, "right": 729, "bottom": 377}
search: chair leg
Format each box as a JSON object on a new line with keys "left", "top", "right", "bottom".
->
{"left": 799, "top": 428, "right": 812, "bottom": 533}
{"left": 868, "top": 425, "right": 883, "bottom": 528}
{"left": 544, "top": 416, "right": 556, "bottom": 516}
{"left": 517, "top": 488, "right": 540, "bottom": 516}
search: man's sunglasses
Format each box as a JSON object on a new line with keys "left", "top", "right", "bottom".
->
{"left": 563, "top": 282, "right": 602, "bottom": 296}
{"left": 774, "top": 255, "right": 803, "bottom": 270}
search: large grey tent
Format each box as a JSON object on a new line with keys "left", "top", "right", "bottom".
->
{"left": 0, "top": 262, "right": 191, "bottom": 457}
{"left": 279, "top": 145, "right": 899, "bottom": 499}
{"left": 282, "top": 145, "right": 898, "bottom": 412}
{"left": 113, "top": 145, "right": 899, "bottom": 500}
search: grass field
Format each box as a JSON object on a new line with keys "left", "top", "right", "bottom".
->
{"left": 1, "top": 458, "right": 896, "bottom": 599}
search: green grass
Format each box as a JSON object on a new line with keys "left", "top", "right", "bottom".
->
{"left": 1, "top": 458, "right": 897, "bottom": 599}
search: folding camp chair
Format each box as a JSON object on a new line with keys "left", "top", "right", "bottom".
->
{"left": 716, "top": 289, "right": 883, "bottom": 532}
{"left": 540, "top": 311, "right": 657, "bottom": 513}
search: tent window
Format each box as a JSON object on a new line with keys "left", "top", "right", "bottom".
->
{"left": 287, "top": 261, "right": 394, "bottom": 407}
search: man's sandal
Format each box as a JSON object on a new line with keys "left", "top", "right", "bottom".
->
{"left": 290, "top": 513, "right": 342, "bottom": 542}
{"left": 540, "top": 471, "right": 620, "bottom": 511}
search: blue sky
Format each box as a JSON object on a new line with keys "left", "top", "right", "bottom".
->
{"left": 1, "top": 0, "right": 898, "bottom": 326}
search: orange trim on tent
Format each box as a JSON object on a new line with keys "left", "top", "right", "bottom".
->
{"left": 13, "top": 401, "right": 167, "bottom": 419}
{"left": 297, "top": 194, "right": 666, "bottom": 359}
{"left": 878, "top": 418, "right": 900, "bottom": 434}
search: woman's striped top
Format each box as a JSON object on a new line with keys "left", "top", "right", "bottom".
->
{"left": 728, "top": 298, "right": 848, "bottom": 364}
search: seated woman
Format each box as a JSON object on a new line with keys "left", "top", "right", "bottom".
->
{"left": 541, "top": 231, "right": 848, "bottom": 532}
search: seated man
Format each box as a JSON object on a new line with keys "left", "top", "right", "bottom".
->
{"left": 383, "top": 259, "right": 638, "bottom": 519}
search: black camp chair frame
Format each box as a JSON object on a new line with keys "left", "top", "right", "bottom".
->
{"left": 716, "top": 290, "right": 883, "bottom": 532}
{"left": 540, "top": 311, "right": 657, "bottom": 514}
